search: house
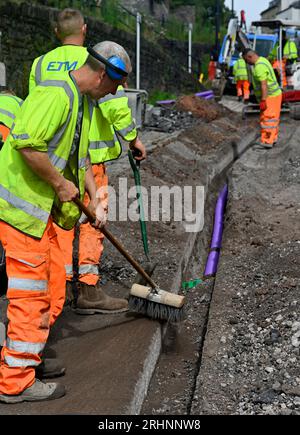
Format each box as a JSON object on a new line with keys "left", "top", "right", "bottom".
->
{"left": 277, "top": 1, "right": 300, "bottom": 20}
{"left": 261, "top": 0, "right": 300, "bottom": 21}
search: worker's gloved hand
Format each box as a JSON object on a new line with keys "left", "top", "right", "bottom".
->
{"left": 260, "top": 100, "right": 267, "bottom": 111}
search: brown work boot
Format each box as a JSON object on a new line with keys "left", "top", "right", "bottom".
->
{"left": 35, "top": 358, "right": 66, "bottom": 379}
{"left": 75, "top": 282, "right": 128, "bottom": 315}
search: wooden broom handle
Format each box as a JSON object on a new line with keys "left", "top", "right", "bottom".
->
{"left": 73, "top": 197, "right": 158, "bottom": 289}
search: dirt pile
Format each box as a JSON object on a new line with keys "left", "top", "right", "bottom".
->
{"left": 175, "top": 95, "right": 230, "bottom": 122}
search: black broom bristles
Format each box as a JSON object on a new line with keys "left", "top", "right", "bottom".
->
{"left": 128, "top": 295, "right": 185, "bottom": 322}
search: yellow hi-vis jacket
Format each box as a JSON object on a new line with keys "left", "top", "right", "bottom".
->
{"left": 0, "top": 94, "right": 23, "bottom": 129}
{"left": 252, "top": 57, "right": 282, "bottom": 101}
{"left": 29, "top": 45, "right": 88, "bottom": 92}
{"left": 233, "top": 58, "right": 249, "bottom": 82}
{"left": 89, "top": 85, "right": 137, "bottom": 164}
{"left": 269, "top": 40, "right": 298, "bottom": 62}
{"left": 29, "top": 46, "right": 136, "bottom": 164}
{"left": 0, "top": 75, "right": 94, "bottom": 238}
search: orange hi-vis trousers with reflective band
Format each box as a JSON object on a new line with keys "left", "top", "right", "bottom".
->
{"left": 55, "top": 163, "right": 108, "bottom": 286}
{"left": 272, "top": 59, "right": 287, "bottom": 88}
{"left": 260, "top": 94, "right": 282, "bottom": 145}
{"left": 236, "top": 80, "right": 250, "bottom": 99}
{"left": 0, "top": 218, "right": 65, "bottom": 395}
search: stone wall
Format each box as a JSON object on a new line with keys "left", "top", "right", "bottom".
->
{"left": 0, "top": 1, "right": 205, "bottom": 99}
{"left": 121, "top": 0, "right": 170, "bottom": 19}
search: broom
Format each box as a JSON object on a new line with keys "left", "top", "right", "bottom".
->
{"left": 128, "top": 149, "right": 157, "bottom": 284}
{"left": 73, "top": 197, "right": 185, "bottom": 322}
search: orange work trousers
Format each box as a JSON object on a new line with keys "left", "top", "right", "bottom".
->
{"left": 0, "top": 218, "right": 65, "bottom": 394}
{"left": 260, "top": 94, "right": 282, "bottom": 145}
{"left": 236, "top": 80, "right": 250, "bottom": 99}
{"left": 55, "top": 163, "right": 108, "bottom": 286}
{"left": 272, "top": 60, "right": 287, "bottom": 88}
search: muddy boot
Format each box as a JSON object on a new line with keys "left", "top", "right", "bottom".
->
{"left": 75, "top": 282, "right": 128, "bottom": 315}
{"left": 0, "top": 379, "right": 65, "bottom": 403}
{"left": 35, "top": 358, "right": 66, "bottom": 379}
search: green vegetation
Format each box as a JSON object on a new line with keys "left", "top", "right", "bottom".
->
{"left": 1, "top": 0, "right": 231, "bottom": 43}
{"left": 148, "top": 90, "right": 177, "bottom": 105}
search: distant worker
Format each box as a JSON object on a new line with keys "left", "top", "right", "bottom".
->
{"left": 0, "top": 90, "right": 23, "bottom": 145}
{"left": 208, "top": 55, "right": 217, "bottom": 81}
{"left": 0, "top": 40, "right": 132, "bottom": 404}
{"left": 243, "top": 48, "right": 282, "bottom": 149}
{"left": 268, "top": 30, "right": 298, "bottom": 88}
{"left": 233, "top": 54, "right": 250, "bottom": 103}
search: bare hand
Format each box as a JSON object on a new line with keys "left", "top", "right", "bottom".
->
{"left": 93, "top": 200, "right": 108, "bottom": 229}
{"left": 56, "top": 179, "right": 79, "bottom": 202}
{"left": 130, "top": 137, "right": 146, "bottom": 161}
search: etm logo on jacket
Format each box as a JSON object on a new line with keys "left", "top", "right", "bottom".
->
{"left": 47, "top": 61, "right": 78, "bottom": 72}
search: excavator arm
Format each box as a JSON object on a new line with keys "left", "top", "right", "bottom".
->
{"left": 212, "top": 18, "right": 251, "bottom": 101}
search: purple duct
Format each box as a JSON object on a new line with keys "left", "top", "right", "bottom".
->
{"left": 203, "top": 95, "right": 214, "bottom": 100}
{"left": 204, "top": 184, "right": 228, "bottom": 277}
{"left": 195, "top": 90, "right": 214, "bottom": 97}
{"left": 156, "top": 99, "right": 176, "bottom": 105}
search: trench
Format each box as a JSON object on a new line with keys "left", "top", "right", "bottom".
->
{"left": 141, "top": 170, "right": 229, "bottom": 414}
{"left": 141, "top": 117, "right": 259, "bottom": 414}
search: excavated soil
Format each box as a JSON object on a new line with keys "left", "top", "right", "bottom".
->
{"left": 176, "top": 95, "right": 230, "bottom": 122}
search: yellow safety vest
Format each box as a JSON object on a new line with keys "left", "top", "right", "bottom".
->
{"left": 0, "top": 75, "right": 94, "bottom": 238}
{"left": 0, "top": 94, "right": 23, "bottom": 129}
{"left": 89, "top": 86, "right": 137, "bottom": 164}
{"left": 233, "top": 58, "right": 249, "bottom": 82}
{"left": 252, "top": 57, "right": 282, "bottom": 101}
{"left": 29, "top": 45, "right": 88, "bottom": 92}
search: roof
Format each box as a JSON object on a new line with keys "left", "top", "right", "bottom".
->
{"left": 279, "top": 1, "right": 300, "bottom": 14}
{"left": 290, "top": 0, "right": 300, "bottom": 8}
{"left": 260, "top": 0, "right": 280, "bottom": 16}
{"left": 251, "top": 19, "right": 300, "bottom": 29}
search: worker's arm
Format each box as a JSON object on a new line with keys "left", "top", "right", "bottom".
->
{"left": 100, "top": 89, "right": 146, "bottom": 160}
{"left": 84, "top": 157, "right": 97, "bottom": 201}
{"left": 19, "top": 148, "right": 78, "bottom": 202}
{"left": 11, "top": 87, "right": 78, "bottom": 201}
{"left": 81, "top": 157, "right": 107, "bottom": 228}
{"left": 261, "top": 80, "right": 268, "bottom": 101}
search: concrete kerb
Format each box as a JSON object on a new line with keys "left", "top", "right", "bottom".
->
{"left": 127, "top": 128, "right": 258, "bottom": 414}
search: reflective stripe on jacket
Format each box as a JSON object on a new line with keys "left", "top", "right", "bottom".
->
{"left": 0, "top": 94, "right": 23, "bottom": 129}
